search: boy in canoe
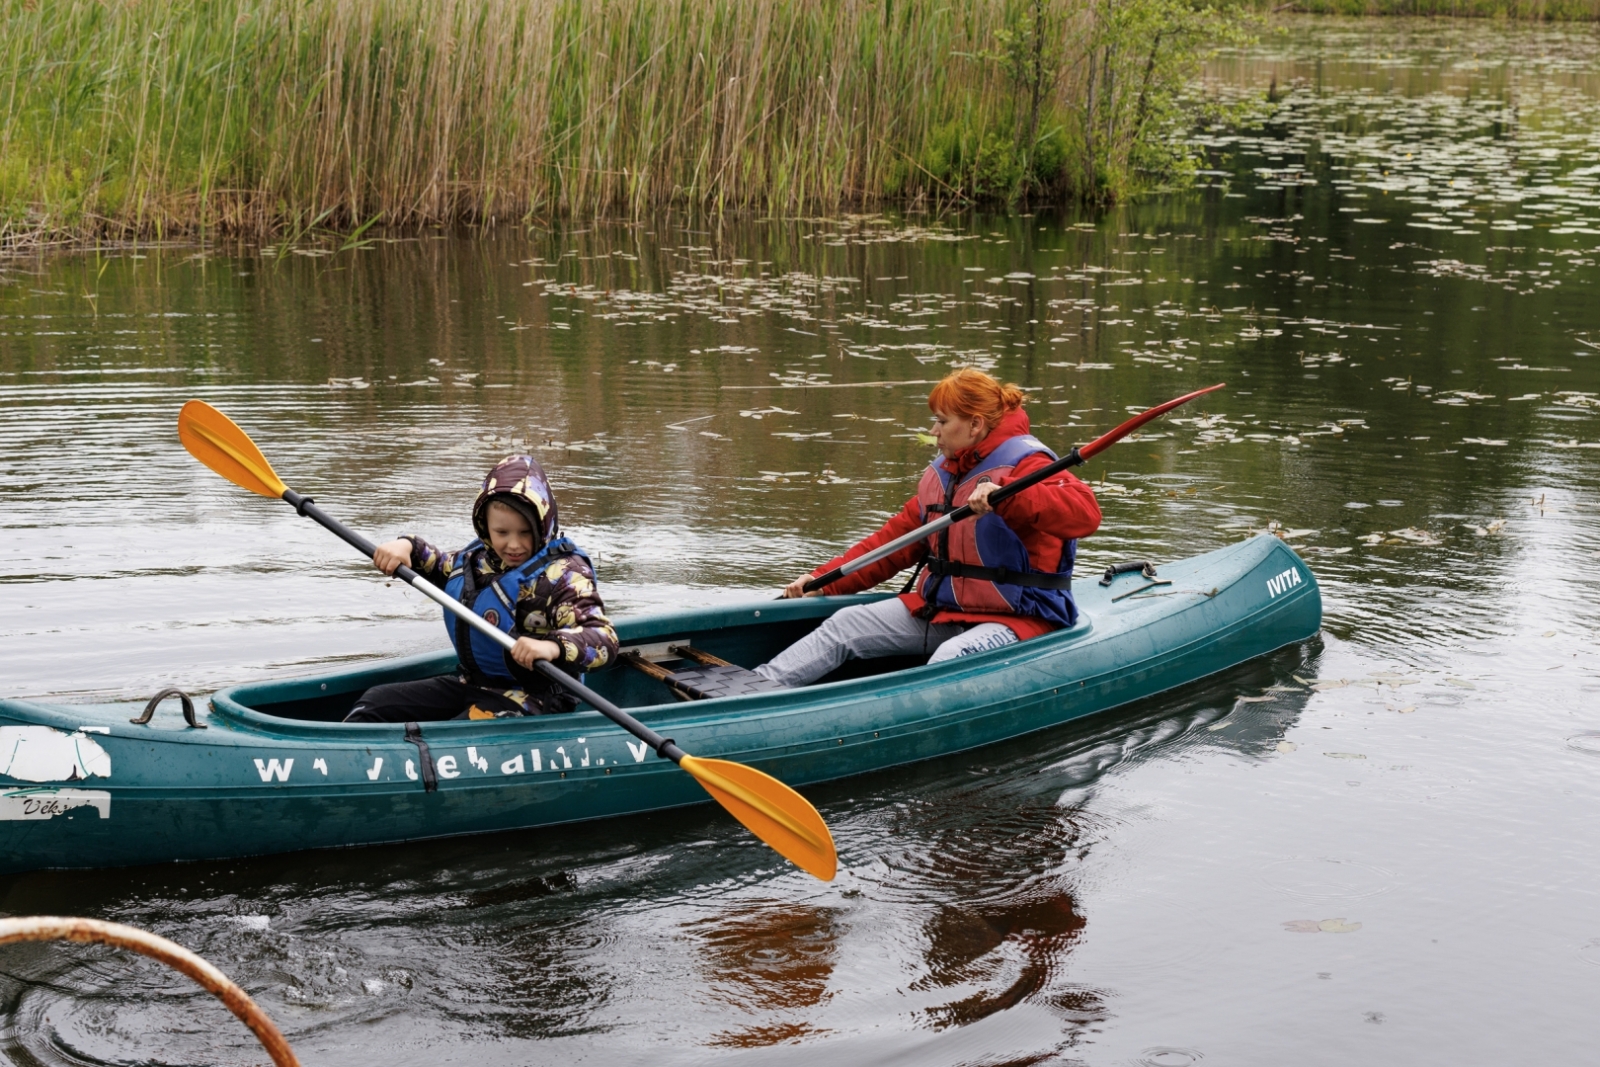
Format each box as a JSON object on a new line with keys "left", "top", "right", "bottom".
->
{"left": 757, "top": 368, "right": 1101, "bottom": 686}
{"left": 346, "top": 455, "right": 618, "bottom": 721}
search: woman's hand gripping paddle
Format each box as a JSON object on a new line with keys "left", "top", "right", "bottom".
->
{"left": 802, "top": 383, "right": 1226, "bottom": 594}
{"left": 177, "top": 400, "right": 838, "bottom": 882}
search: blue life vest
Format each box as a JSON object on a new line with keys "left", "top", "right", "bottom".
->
{"left": 442, "top": 536, "right": 590, "bottom": 688}
{"left": 916, "top": 434, "right": 1079, "bottom": 627}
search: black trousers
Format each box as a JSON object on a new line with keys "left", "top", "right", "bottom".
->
{"left": 344, "top": 676, "right": 526, "bottom": 723}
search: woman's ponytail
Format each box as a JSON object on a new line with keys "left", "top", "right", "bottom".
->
{"left": 928, "top": 368, "right": 1028, "bottom": 428}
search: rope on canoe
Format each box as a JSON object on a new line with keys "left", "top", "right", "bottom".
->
{"left": 0, "top": 916, "right": 299, "bottom": 1067}
{"left": 130, "top": 688, "right": 206, "bottom": 728}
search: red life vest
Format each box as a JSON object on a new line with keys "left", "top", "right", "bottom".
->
{"left": 914, "top": 434, "right": 1079, "bottom": 627}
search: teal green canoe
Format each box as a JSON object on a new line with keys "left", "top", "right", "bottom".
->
{"left": 0, "top": 535, "right": 1319, "bottom": 875}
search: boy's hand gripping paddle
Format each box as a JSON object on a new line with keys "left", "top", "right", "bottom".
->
{"left": 178, "top": 399, "right": 837, "bottom": 882}
{"left": 802, "top": 383, "right": 1226, "bottom": 594}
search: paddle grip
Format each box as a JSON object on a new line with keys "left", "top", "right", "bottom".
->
{"left": 284, "top": 489, "right": 432, "bottom": 591}
{"left": 283, "top": 490, "right": 382, "bottom": 559}
{"left": 801, "top": 565, "right": 847, "bottom": 594}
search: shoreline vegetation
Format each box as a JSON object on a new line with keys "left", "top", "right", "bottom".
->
{"left": 3, "top": 0, "right": 1246, "bottom": 249}
{"left": 4, "top": 1, "right": 1594, "bottom": 254}
{"left": 1261, "top": 0, "right": 1599, "bottom": 16}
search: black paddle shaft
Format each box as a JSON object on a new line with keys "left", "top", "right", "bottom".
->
{"left": 278, "top": 489, "right": 688, "bottom": 763}
{"left": 521, "top": 662, "right": 687, "bottom": 764}
{"left": 281, "top": 488, "right": 387, "bottom": 563}
{"left": 802, "top": 446, "right": 1083, "bottom": 594}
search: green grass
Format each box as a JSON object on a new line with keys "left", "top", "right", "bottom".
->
{"left": 0, "top": 0, "right": 1247, "bottom": 246}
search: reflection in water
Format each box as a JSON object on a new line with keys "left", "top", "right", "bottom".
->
{"left": 1, "top": 14, "right": 1598, "bottom": 1067}
{"left": 881, "top": 773, "right": 1099, "bottom": 1033}
{"left": 920, "top": 888, "right": 1089, "bottom": 1030}
{"left": 692, "top": 905, "right": 839, "bottom": 1047}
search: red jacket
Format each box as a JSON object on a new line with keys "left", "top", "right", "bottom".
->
{"left": 811, "top": 409, "right": 1101, "bottom": 639}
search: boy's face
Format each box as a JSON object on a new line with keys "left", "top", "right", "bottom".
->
{"left": 485, "top": 500, "right": 535, "bottom": 566}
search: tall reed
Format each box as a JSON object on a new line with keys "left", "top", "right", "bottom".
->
{"left": 0, "top": 0, "right": 1242, "bottom": 244}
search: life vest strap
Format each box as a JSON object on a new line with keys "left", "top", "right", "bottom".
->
{"left": 899, "top": 557, "right": 927, "bottom": 595}
{"left": 454, "top": 559, "right": 491, "bottom": 687}
{"left": 404, "top": 722, "right": 438, "bottom": 793}
{"left": 925, "top": 557, "right": 1073, "bottom": 589}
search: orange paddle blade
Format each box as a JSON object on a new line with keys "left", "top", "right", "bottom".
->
{"left": 178, "top": 400, "right": 288, "bottom": 499}
{"left": 679, "top": 756, "right": 837, "bottom": 881}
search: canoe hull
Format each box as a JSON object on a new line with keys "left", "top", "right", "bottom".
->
{"left": 0, "top": 536, "right": 1320, "bottom": 874}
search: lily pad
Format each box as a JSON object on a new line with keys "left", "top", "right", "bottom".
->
{"left": 1281, "top": 917, "right": 1362, "bottom": 933}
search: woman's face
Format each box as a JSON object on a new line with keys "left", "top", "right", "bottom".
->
{"left": 930, "top": 409, "right": 988, "bottom": 458}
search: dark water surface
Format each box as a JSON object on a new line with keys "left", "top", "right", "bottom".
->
{"left": 2, "top": 16, "right": 1599, "bottom": 1066}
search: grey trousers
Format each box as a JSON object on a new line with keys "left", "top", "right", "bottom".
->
{"left": 754, "top": 596, "right": 1019, "bottom": 688}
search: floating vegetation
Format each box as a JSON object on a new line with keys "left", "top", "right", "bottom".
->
{"left": 1282, "top": 917, "right": 1363, "bottom": 933}
{"left": 1193, "top": 25, "right": 1600, "bottom": 333}
{"left": 1434, "top": 390, "right": 1496, "bottom": 406}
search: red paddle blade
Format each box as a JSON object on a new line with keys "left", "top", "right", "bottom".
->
{"left": 1076, "top": 383, "right": 1225, "bottom": 462}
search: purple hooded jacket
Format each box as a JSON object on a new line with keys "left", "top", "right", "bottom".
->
{"left": 403, "top": 455, "right": 618, "bottom": 715}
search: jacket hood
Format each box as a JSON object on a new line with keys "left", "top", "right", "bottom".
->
{"left": 942, "top": 407, "right": 1033, "bottom": 479}
{"left": 473, "top": 455, "right": 560, "bottom": 555}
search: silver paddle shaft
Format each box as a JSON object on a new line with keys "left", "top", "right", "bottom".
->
{"left": 401, "top": 570, "right": 519, "bottom": 651}
{"left": 834, "top": 512, "right": 958, "bottom": 580}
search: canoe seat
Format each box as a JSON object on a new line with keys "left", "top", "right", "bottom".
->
{"left": 621, "top": 645, "right": 787, "bottom": 701}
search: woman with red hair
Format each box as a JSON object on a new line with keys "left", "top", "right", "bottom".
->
{"left": 755, "top": 368, "right": 1101, "bottom": 687}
